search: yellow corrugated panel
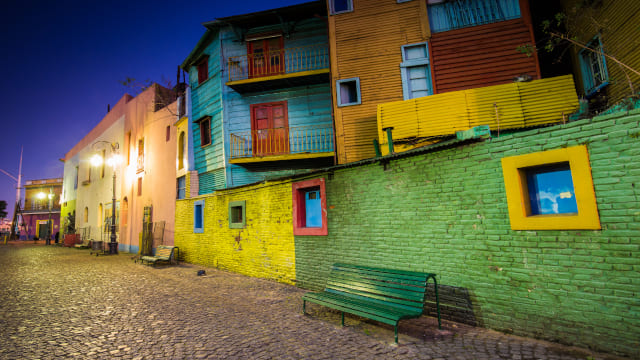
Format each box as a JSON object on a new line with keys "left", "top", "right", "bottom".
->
{"left": 377, "top": 75, "right": 580, "bottom": 146}
{"left": 520, "top": 75, "right": 579, "bottom": 126}
{"left": 415, "top": 91, "right": 468, "bottom": 138}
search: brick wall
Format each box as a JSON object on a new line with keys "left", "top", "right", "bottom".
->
{"left": 294, "top": 109, "right": 640, "bottom": 356}
{"left": 175, "top": 178, "right": 296, "bottom": 284}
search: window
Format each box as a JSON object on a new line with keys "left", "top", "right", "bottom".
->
{"left": 330, "top": 0, "right": 353, "bottom": 14}
{"left": 126, "top": 132, "right": 131, "bottom": 165}
{"left": 579, "top": 35, "right": 609, "bottom": 97}
{"left": 428, "top": 0, "right": 521, "bottom": 33}
{"left": 178, "top": 131, "right": 186, "bottom": 170}
{"left": 197, "top": 56, "right": 209, "bottom": 85}
{"left": 137, "top": 138, "right": 144, "bottom": 173}
{"left": 177, "top": 176, "right": 186, "bottom": 200}
{"left": 229, "top": 201, "right": 246, "bottom": 229}
{"left": 197, "top": 116, "right": 211, "bottom": 147}
{"left": 400, "top": 43, "right": 433, "bottom": 100}
{"left": 250, "top": 101, "right": 289, "bottom": 156}
{"left": 137, "top": 177, "right": 142, "bottom": 197}
{"left": 74, "top": 166, "right": 78, "bottom": 189}
{"left": 292, "top": 178, "right": 328, "bottom": 236}
{"left": 501, "top": 145, "right": 600, "bottom": 230}
{"left": 194, "top": 199, "right": 204, "bottom": 233}
{"left": 83, "top": 207, "right": 88, "bottom": 223}
{"left": 166, "top": 126, "right": 171, "bottom": 142}
{"left": 100, "top": 150, "right": 106, "bottom": 178}
{"left": 336, "top": 78, "right": 361, "bottom": 107}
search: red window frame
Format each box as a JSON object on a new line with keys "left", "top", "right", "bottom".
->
{"left": 250, "top": 101, "right": 289, "bottom": 156}
{"left": 197, "top": 56, "right": 209, "bottom": 85}
{"left": 292, "top": 178, "right": 328, "bottom": 236}
{"left": 197, "top": 116, "right": 211, "bottom": 147}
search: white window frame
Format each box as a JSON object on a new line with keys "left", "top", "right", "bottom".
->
{"left": 400, "top": 42, "right": 433, "bottom": 100}
{"left": 336, "top": 77, "right": 361, "bottom": 107}
{"left": 329, "top": 0, "right": 353, "bottom": 14}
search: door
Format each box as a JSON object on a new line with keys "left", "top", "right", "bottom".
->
{"left": 248, "top": 37, "right": 284, "bottom": 78}
{"left": 251, "top": 101, "right": 289, "bottom": 156}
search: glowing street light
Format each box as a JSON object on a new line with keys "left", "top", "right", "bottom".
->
{"left": 37, "top": 188, "right": 54, "bottom": 245}
{"left": 92, "top": 141, "right": 121, "bottom": 255}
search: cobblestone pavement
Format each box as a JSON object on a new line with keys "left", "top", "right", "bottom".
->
{"left": 0, "top": 243, "right": 629, "bottom": 360}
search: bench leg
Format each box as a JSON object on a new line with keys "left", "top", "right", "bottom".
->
{"left": 341, "top": 312, "right": 344, "bottom": 327}
{"left": 302, "top": 300, "right": 306, "bottom": 314}
{"left": 394, "top": 324, "right": 398, "bottom": 344}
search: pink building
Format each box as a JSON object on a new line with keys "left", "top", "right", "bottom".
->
{"left": 21, "top": 178, "right": 62, "bottom": 243}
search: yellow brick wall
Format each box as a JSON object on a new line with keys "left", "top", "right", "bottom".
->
{"left": 175, "top": 176, "right": 296, "bottom": 284}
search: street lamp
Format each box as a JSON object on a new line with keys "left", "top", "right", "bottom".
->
{"left": 91, "top": 141, "right": 121, "bottom": 255}
{"left": 36, "top": 188, "right": 53, "bottom": 245}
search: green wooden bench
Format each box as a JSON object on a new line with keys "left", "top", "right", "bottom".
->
{"left": 139, "top": 245, "right": 178, "bottom": 266}
{"left": 302, "top": 263, "right": 441, "bottom": 343}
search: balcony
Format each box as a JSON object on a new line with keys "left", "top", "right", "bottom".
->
{"left": 226, "top": 44, "right": 330, "bottom": 93}
{"left": 376, "top": 75, "right": 580, "bottom": 154}
{"left": 229, "top": 124, "right": 334, "bottom": 165}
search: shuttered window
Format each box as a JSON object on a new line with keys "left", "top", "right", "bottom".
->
{"left": 579, "top": 35, "right": 609, "bottom": 97}
{"left": 400, "top": 43, "right": 432, "bottom": 100}
{"left": 428, "top": 0, "right": 520, "bottom": 33}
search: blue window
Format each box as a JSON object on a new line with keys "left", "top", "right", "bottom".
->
{"left": 525, "top": 163, "right": 578, "bottom": 215}
{"left": 336, "top": 78, "right": 361, "bottom": 107}
{"left": 428, "top": 0, "right": 521, "bottom": 33}
{"left": 176, "top": 176, "right": 186, "bottom": 200}
{"left": 194, "top": 200, "right": 204, "bottom": 233}
{"left": 579, "top": 35, "right": 609, "bottom": 97}
{"left": 304, "top": 188, "right": 322, "bottom": 228}
{"left": 330, "top": 0, "right": 353, "bottom": 14}
{"left": 400, "top": 43, "right": 433, "bottom": 100}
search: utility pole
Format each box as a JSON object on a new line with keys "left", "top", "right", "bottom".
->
{"left": 0, "top": 147, "right": 23, "bottom": 239}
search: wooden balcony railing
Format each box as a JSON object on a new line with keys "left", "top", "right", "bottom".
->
{"left": 227, "top": 44, "right": 329, "bottom": 82}
{"left": 229, "top": 124, "right": 334, "bottom": 159}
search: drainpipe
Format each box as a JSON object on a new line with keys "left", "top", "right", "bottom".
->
{"left": 382, "top": 127, "right": 395, "bottom": 155}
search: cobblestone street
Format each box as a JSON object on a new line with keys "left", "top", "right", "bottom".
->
{"left": 0, "top": 243, "right": 628, "bottom": 360}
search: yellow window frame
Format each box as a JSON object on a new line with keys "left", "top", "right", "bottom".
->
{"left": 501, "top": 145, "right": 600, "bottom": 230}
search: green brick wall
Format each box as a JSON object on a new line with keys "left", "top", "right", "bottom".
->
{"left": 295, "top": 110, "right": 640, "bottom": 357}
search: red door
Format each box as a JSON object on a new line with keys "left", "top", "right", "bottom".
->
{"left": 248, "top": 37, "right": 284, "bottom": 78}
{"left": 251, "top": 101, "right": 289, "bottom": 156}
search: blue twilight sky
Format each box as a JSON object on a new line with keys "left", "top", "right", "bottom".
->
{"left": 0, "top": 0, "right": 310, "bottom": 217}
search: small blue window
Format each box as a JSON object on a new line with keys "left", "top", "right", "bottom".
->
{"left": 194, "top": 200, "right": 204, "bottom": 233}
{"left": 336, "top": 78, "right": 361, "bottom": 107}
{"left": 525, "top": 163, "right": 578, "bottom": 215}
{"left": 177, "top": 176, "right": 186, "bottom": 200}
{"left": 330, "top": 0, "right": 353, "bottom": 14}
{"left": 305, "top": 189, "right": 322, "bottom": 228}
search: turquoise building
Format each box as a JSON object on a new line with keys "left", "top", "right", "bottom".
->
{"left": 181, "top": 1, "right": 333, "bottom": 193}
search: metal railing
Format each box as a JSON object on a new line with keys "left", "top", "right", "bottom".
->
{"left": 229, "top": 124, "right": 334, "bottom": 159}
{"left": 227, "top": 44, "right": 329, "bottom": 82}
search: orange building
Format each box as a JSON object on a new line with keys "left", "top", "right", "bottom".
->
{"left": 327, "top": 0, "right": 539, "bottom": 163}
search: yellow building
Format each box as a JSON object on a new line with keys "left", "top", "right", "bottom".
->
{"left": 560, "top": 0, "right": 640, "bottom": 106}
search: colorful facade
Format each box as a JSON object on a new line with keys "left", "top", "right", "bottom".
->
{"left": 175, "top": 176, "right": 296, "bottom": 284}
{"left": 61, "top": 85, "right": 177, "bottom": 252}
{"left": 560, "top": 0, "right": 640, "bottom": 108}
{"left": 327, "top": 0, "right": 539, "bottom": 163}
{"left": 181, "top": 1, "right": 334, "bottom": 194}
{"left": 21, "top": 178, "right": 62, "bottom": 241}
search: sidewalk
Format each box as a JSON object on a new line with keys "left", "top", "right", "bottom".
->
{"left": 0, "top": 244, "right": 628, "bottom": 359}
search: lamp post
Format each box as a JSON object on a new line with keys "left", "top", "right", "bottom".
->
{"left": 36, "top": 188, "right": 53, "bottom": 245}
{"left": 91, "top": 141, "right": 120, "bottom": 255}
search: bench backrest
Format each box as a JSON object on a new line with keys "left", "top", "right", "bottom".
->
{"left": 154, "top": 245, "right": 175, "bottom": 260}
{"left": 325, "top": 263, "right": 433, "bottom": 313}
